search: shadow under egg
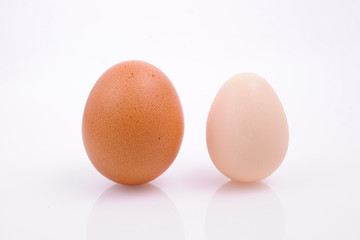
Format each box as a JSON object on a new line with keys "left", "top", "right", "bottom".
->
{"left": 206, "top": 181, "right": 285, "bottom": 240}
{"left": 87, "top": 183, "right": 184, "bottom": 240}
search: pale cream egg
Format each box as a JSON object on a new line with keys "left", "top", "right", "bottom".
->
{"left": 206, "top": 73, "right": 289, "bottom": 182}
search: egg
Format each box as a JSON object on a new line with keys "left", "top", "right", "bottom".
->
{"left": 206, "top": 73, "right": 289, "bottom": 182}
{"left": 82, "top": 60, "right": 184, "bottom": 185}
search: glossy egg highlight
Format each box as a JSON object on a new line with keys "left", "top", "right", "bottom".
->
{"left": 206, "top": 73, "right": 289, "bottom": 182}
{"left": 82, "top": 60, "right": 184, "bottom": 185}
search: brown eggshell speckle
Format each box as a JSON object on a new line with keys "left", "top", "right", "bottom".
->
{"left": 82, "top": 60, "right": 184, "bottom": 185}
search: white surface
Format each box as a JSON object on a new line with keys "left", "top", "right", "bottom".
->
{"left": 1, "top": 0, "right": 360, "bottom": 239}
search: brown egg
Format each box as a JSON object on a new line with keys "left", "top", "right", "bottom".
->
{"left": 82, "top": 60, "right": 184, "bottom": 185}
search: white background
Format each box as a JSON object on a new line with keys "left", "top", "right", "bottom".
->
{"left": 1, "top": 0, "right": 359, "bottom": 239}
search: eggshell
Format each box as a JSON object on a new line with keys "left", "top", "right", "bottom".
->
{"left": 206, "top": 73, "right": 289, "bottom": 182}
{"left": 82, "top": 60, "right": 184, "bottom": 185}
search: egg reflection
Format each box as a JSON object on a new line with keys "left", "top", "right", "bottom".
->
{"left": 206, "top": 181, "right": 285, "bottom": 240}
{"left": 87, "top": 184, "right": 184, "bottom": 240}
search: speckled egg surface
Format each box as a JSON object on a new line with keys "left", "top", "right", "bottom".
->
{"left": 82, "top": 60, "right": 184, "bottom": 185}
